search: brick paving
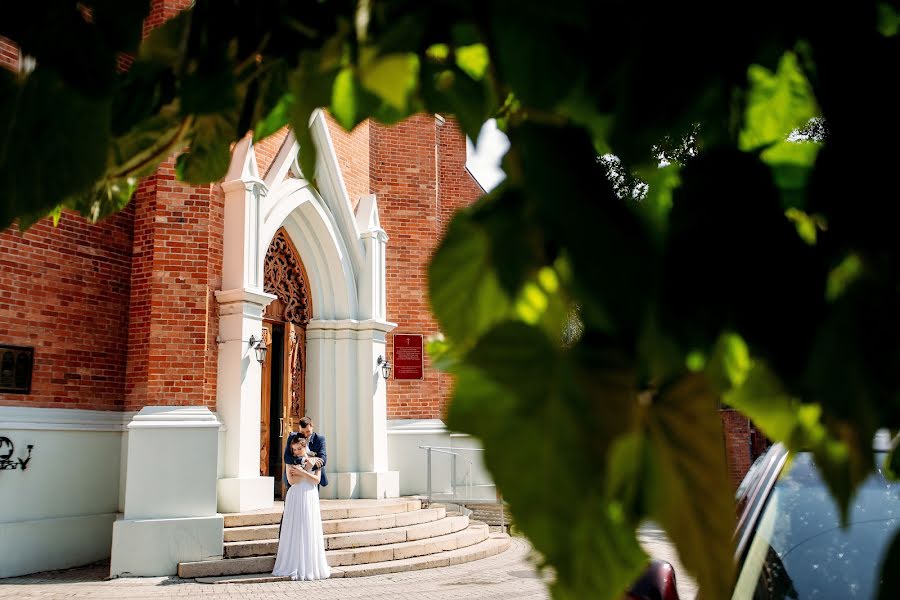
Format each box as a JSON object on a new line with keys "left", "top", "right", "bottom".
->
{"left": 0, "top": 529, "right": 698, "bottom": 600}
{"left": 0, "top": 538, "right": 551, "bottom": 600}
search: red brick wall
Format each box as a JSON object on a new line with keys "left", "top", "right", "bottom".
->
{"left": 124, "top": 158, "right": 218, "bottom": 410}
{"left": 254, "top": 129, "right": 291, "bottom": 181}
{"left": 0, "top": 210, "right": 134, "bottom": 410}
{"left": 205, "top": 184, "right": 224, "bottom": 407}
{"left": 0, "top": 36, "right": 18, "bottom": 72}
{"left": 143, "top": 0, "right": 192, "bottom": 38}
{"left": 437, "top": 116, "right": 485, "bottom": 236}
{"left": 356, "top": 115, "right": 480, "bottom": 419}
{"left": 720, "top": 408, "right": 752, "bottom": 489}
{"left": 325, "top": 115, "right": 371, "bottom": 212}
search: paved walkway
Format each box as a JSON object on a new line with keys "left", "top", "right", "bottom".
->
{"left": 0, "top": 538, "right": 551, "bottom": 600}
{"left": 0, "top": 529, "right": 697, "bottom": 599}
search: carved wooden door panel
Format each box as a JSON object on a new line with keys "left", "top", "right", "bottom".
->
{"left": 261, "top": 227, "right": 312, "bottom": 496}
{"left": 285, "top": 322, "right": 306, "bottom": 431}
{"left": 259, "top": 323, "right": 273, "bottom": 476}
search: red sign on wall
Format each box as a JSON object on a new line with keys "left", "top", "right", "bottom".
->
{"left": 393, "top": 334, "right": 424, "bottom": 380}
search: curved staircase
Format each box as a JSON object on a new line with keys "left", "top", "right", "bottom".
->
{"left": 178, "top": 498, "right": 510, "bottom": 583}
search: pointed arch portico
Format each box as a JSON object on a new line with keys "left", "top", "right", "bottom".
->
{"left": 215, "top": 111, "right": 397, "bottom": 512}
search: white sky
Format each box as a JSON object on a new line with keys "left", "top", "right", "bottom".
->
{"left": 465, "top": 119, "right": 510, "bottom": 193}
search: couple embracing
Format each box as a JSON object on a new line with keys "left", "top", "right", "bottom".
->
{"left": 272, "top": 416, "right": 331, "bottom": 581}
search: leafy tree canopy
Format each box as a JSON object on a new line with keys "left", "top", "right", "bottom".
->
{"left": 3, "top": 1, "right": 900, "bottom": 598}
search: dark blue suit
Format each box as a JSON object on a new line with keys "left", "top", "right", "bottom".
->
{"left": 283, "top": 431, "right": 328, "bottom": 489}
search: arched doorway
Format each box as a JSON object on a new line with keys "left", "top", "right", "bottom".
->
{"left": 260, "top": 228, "right": 312, "bottom": 497}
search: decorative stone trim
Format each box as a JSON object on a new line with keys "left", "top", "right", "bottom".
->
{"left": 0, "top": 406, "right": 134, "bottom": 432}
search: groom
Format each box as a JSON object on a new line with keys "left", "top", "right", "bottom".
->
{"left": 283, "top": 416, "right": 328, "bottom": 490}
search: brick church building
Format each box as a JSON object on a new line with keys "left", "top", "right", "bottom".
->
{"left": 0, "top": 1, "right": 760, "bottom": 580}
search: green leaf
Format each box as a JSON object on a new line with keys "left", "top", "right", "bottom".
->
{"left": 512, "top": 123, "right": 657, "bottom": 337}
{"left": 446, "top": 335, "right": 647, "bottom": 599}
{"left": 288, "top": 50, "right": 339, "bottom": 182}
{"left": 706, "top": 332, "right": 752, "bottom": 394}
{"left": 632, "top": 163, "right": 681, "bottom": 243}
{"left": 455, "top": 44, "right": 489, "bottom": 80}
{"left": 331, "top": 67, "right": 360, "bottom": 130}
{"left": 465, "top": 321, "right": 558, "bottom": 404}
{"left": 644, "top": 374, "right": 735, "bottom": 600}
{"left": 762, "top": 140, "right": 821, "bottom": 210}
{"left": 739, "top": 52, "right": 819, "bottom": 153}
{"left": 428, "top": 212, "right": 513, "bottom": 349}
{"left": 785, "top": 207, "right": 824, "bottom": 245}
{"left": 254, "top": 92, "right": 293, "bottom": 141}
{"left": 878, "top": 3, "right": 900, "bottom": 37}
{"left": 488, "top": 2, "right": 586, "bottom": 110}
{"left": 0, "top": 68, "right": 111, "bottom": 229}
{"left": 421, "top": 61, "right": 494, "bottom": 141}
{"left": 181, "top": 65, "right": 239, "bottom": 116}
{"left": 139, "top": 9, "right": 191, "bottom": 67}
{"left": 826, "top": 253, "right": 864, "bottom": 302}
{"left": 660, "top": 147, "right": 825, "bottom": 381}
{"left": 176, "top": 113, "right": 235, "bottom": 184}
{"left": 469, "top": 186, "right": 545, "bottom": 298}
{"left": 724, "top": 358, "right": 867, "bottom": 522}
{"left": 358, "top": 50, "right": 418, "bottom": 112}
{"left": 724, "top": 361, "right": 819, "bottom": 443}
{"left": 109, "top": 101, "right": 186, "bottom": 179}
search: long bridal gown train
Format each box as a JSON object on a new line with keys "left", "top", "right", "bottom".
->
{"left": 272, "top": 476, "right": 331, "bottom": 581}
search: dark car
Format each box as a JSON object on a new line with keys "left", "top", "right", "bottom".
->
{"left": 629, "top": 432, "right": 900, "bottom": 599}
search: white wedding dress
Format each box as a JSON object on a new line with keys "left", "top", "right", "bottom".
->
{"left": 272, "top": 472, "right": 331, "bottom": 581}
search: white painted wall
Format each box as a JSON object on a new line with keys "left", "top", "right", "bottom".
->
{"left": 0, "top": 407, "right": 127, "bottom": 578}
{"left": 387, "top": 420, "right": 496, "bottom": 500}
{"left": 110, "top": 406, "right": 224, "bottom": 578}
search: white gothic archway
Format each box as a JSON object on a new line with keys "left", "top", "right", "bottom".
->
{"left": 215, "top": 111, "right": 397, "bottom": 511}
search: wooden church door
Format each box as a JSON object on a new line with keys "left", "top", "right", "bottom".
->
{"left": 259, "top": 228, "right": 312, "bottom": 497}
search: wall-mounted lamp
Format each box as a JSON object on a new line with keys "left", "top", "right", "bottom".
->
{"left": 376, "top": 355, "right": 392, "bottom": 380}
{"left": 248, "top": 335, "right": 268, "bottom": 365}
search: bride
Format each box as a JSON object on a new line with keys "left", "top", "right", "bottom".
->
{"left": 272, "top": 436, "right": 331, "bottom": 581}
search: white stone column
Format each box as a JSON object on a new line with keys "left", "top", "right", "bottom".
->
{"left": 216, "top": 139, "right": 277, "bottom": 513}
{"left": 110, "top": 407, "right": 223, "bottom": 577}
{"left": 355, "top": 319, "right": 398, "bottom": 498}
{"left": 307, "top": 319, "right": 397, "bottom": 499}
{"left": 215, "top": 288, "right": 276, "bottom": 513}
{"left": 358, "top": 227, "right": 388, "bottom": 320}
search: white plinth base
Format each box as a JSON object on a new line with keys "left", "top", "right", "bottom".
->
{"left": 361, "top": 471, "right": 400, "bottom": 499}
{"left": 109, "top": 515, "right": 224, "bottom": 577}
{"left": 0, "top": 513, "right": 116, "bottom": 579}
{"left": 217, "top": 476, "right": 274, "bottom": 513}
{"left": 329, "top": 471, "right": 400, "bottom": 499}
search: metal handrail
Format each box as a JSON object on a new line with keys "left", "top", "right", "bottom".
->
{"left": 418, "top": 445, "right": 506, "bottom": 531}
{"left": 418, "top": 446, "right": 474, "bottom": 504}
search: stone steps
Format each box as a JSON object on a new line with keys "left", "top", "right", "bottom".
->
{"left": 179, "top": 523, "right": 490, "bottom": 577}
{"left": 193, "top": 534, "right": 511, "bottom": 583}
{"left": 179, "top": 498, "right": 511, "bottom": 582}
{"left": 328, "top": 520, "right": 486, "bottom": 566}
{"left": 223, "top": 499, "right": 421, "bottom": 528}
{"left": 223, "top": 514, "right": 470, "bottom": 557}
{"left": 224, "top": 506, "right": 447, "bottom": 542}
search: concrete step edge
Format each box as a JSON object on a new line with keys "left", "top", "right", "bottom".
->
{"left": 223, "top": 514, "right": 468, "bottom": 551}
{"left": 337, "top": 534, "right": 511, "bottom": 577}
{"left": 193, "top": 535, "right": 512, "bottom": 583}
{"left": 223, "top": 499, "right": 421, "bottom": 527}
{"left": 224, "top": 507, "right": 447, "bottom": 541}
{"left": 327, "top": 523, "right": 489, "bottom": 566}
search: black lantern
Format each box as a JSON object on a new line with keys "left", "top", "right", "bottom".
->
{"left": 249, "top": 335, "right": 268, "bottom": 365}
{"left": 376, "top": 355, "right": 392, "bottom": 380}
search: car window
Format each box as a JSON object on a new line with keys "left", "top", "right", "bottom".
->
{"left": 732, "top": 452, "right": 900, "bottom": 599}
